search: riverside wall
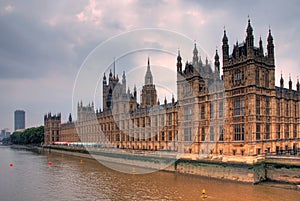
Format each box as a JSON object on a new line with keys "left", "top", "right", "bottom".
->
{"left": 175, "top": 159, "right": 266, "bottom": 183}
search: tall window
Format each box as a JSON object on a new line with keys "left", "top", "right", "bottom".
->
{"left": 234, "top": 124, "right": 244, "bottom": 141}
{"left": 266, "top": 124, "right": 270, "bottom": 139}
{"left": 169, "top": 131, "right": 172, "bottom": 141}
{"left": 219, "top": 101, "right": 224, "bottom": 118}
{"left": 201, "top": 127, "right": 205, "bottom": 141}
{"left": 184, "top": 106, "right": 192, "bottom": 121}
{"left": 184, "top": 128, "right": 192, "bottom": 141}
{"left": 277, "top": 100, "right": 281, "bottom": 116}
{"left": 219, "top": 125, "right": 224, "bottom": 141}
{"left": 277, "top": 124, "right": 281, "bottom": 139}
{"left": 201, "top": 103, "right": 205, "bottom": 119}
{"left": 185, "top": 84, "right": 191, "bottom": 95}
{"left": 210, "top": 103, "right": 214, "bottom": 119}
{"left": 142, "top": 118, "right": 145, "bottom": 127}
{"left": 255, "top": 69, "right": 259, "bottom": 86}
{"left": 265, "top": 71, "right": 269, "bottom": 88}
{"left": 256, "top": 124, "right": 261, "bottom": 140}
{"left": 266, "top": 98, "right": 270, "bottom": 116}
{"left": 235, "top": 70, "right": 243, "bottom": 85}
{"left": 285, "top": 124, "right": 289, "bottom": 138}
{"left": 161, "top": 132, "right": 165, "bottom": 141}
{"left": 161, "top": 116, "right": 164, "bottom": 126}
{"left": 210, "top": 127, "right": 214, "bottom": 141}
{"left": 256, "top": 97, "right": 260, "bottom": 115}
{"left": 168, "top": 114, "right": 172, "bottom": 125}
{"left": 294, "top": 124, "right": 297, "bottom": 138}
{"left": 286, "top": 103, "right": 289, "bottom": 116}
{"left": 234, "top": 97, "right": 244, "bottom": 116}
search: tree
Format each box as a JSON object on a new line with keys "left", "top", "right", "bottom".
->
{"left": 7, "top": 126, "right": 44, "bottom": 145}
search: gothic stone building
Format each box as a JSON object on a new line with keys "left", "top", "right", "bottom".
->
{"left": 44, "top": 20, "right": 300, "bottom": 156}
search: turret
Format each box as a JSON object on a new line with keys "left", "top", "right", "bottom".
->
{"left": 68, "top": 113, "right": 72, "bottom": 122}
{"left": 122, "top": 71, "right": 126, "bottom": 93}
{"left": 109, "top": 69, "right": 113, "bottom": 82}
{"left": 222, "top": 29, "right": 229, "bottom": 64}
{"left": 214, "top": 49, "right": 220, "bottom": 73}
{"left": 296, "top": 78, "right": 300, "bottom": 92}
{"left": 134, "top": 85, "right": 137, "bottom": 100}
{"left": 177, "top": 49, "right": 182, "bottom": 73}
{"left": 259, "top": 36, "right": 264, "bottom": 56}
{"left": 289, "top": 75, "right": 292, "bottom": 90}
{"left": 172, "top": 94, "right": 175, "bottom": 106}
{"left": 267, "top": 28, "right": 274, "bottom": 62}
{"left": 280, "top": 74, "right": 284, "bottom": 88}
{"left": 103, "top": 73, "right": 107, "bottom": 85}
{"left": 193, "top": 42, "right": 198, "bottom": 66}
{"left": 164, "top": 97, "right": 167, "bottom": 109}
{"left": 246, "top": 19, "right": 254, "bottom": 49}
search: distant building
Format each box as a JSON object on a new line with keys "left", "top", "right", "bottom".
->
{"left": 44, "top": 113, "right": 79, "bottom": 144}
{"left": 0, "top": 128, "right": 10, "bottom": 140}
{"left": 14, "top": 110, "right": 25, "bottom": 131}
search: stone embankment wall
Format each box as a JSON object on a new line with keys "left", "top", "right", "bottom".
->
{"left": 265, "top": 157, "right": 300, "bottom": 184}
{"left": 175, "top": 159, "right": 266, "bottom": 183}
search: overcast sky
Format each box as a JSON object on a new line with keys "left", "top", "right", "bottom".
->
{"left": 1, "top": 0, "right": 300, "bottom": 131}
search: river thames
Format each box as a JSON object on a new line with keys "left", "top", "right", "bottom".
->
{"left": 0, "top": 146, "right": 299, "bottom": 201}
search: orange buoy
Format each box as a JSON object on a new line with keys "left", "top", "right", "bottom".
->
{"left": 9, "top": 163, "right": 13, "bottom": 167}
{"left": 48, "top": 161, "right": 52, "bottom": 166}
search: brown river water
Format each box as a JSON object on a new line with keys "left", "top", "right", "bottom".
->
{"left": 0, "top": 146, "right": 299, "bottom": 201}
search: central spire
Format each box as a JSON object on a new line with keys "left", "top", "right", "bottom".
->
{"left": 145, "top": 57, "right": 153, "bottom": 85}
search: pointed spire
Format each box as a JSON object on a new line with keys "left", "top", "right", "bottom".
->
{"left": 246, "top": 18, "right": 253, "bottom": 35}
{"left": 259, "top": 36, "right": 264, "bottom": 56}
{"left": 103, "top": 73, "right": 107, "bottom": 84}
{"left": 289, "top": 74, "right": 292, "bottom": 90}
{"left": 122, "top": 71, "right": 126, "bottom": 81}
{"left": 109, "top": 69, "right": 113, "bottom": 78}
{"left": 193, "top": 41, "right": 199, "bottom": 65}
{"left": 222, "top": 28, "right": 229, "bottom": 62}
{"left": 164, "top": 96, "right": 167, "bottom": 108}
{"left": 177, "top": 48, "right": 182, "bottom": 73}
{"left": 134, "top": 84, "right": 137, "bottom": 99}
{"left": 280, "top": 73, "right": 284, "bottom": 88}
{"left": 222, "top": 29, "right": 228, "bottom": 44}
{"left": 113, "top": 57, "right": 116, "bottom": 77}
{"left": 172, "top": 94, "right": 175, "bottom": 105}
{"left": 214, "top": 49, "right": 220, "bottom": 72}
{"left": 145, "top": 57, "right": 153, "bottom": 85}
{"left": 246, "top": 18, "right": 254, "bottom": 48}
{"left": 267, "top": 27, "right": 274, "bottom": 59}
{"left": 267, "top": 27, "right": 273, "bottom": 42}
{"left": 296, "top": 77, "right": 300, "bottom": 92}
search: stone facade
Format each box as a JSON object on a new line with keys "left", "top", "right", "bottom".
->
{"left": 44, "top": 113, "right": 79, "bottom": 144}
{"left": 44, "top": 20, "right": 300, "bottom": 157}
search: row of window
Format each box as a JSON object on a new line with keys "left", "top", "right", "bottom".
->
{"left": 233, "top": 96, "right": 299, "bottom": 117}
{"left": 255, "top": 124, "right": 298, "bottom": 140}
{"left": 255, "top": 69, "right": 269, "bottom": 88}
{"left": 115, "top": 131, "right": 176, "bottom": 142}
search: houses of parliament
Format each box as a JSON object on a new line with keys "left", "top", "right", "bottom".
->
{"left": 44, "top": 20, "right": 300, "bottom": 156}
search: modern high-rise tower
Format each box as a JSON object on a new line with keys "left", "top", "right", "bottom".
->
{"left": 14, "top": 110, "right": 25, "bottom": 131}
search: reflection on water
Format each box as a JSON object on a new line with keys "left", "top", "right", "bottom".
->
{"left": 0, "top": 146, "right": 299, "bottom": 201}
